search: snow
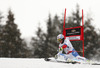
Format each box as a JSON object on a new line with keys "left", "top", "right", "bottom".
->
{"left": 0, "top": 58, "right": 100, "bottom": 68}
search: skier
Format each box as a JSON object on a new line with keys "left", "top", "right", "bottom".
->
{"left": 55, "top": 34, "right": 87, "bottom": 62}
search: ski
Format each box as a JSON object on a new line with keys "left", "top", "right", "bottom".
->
{"left": 45, "top": 58, "right": 80, "bottom": 64}
{"left": 45, "top": 58, "right": 100, "bottom": 65}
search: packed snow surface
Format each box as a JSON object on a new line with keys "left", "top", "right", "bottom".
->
{"left": 0, "top": 58, "right": 100, "bottom": 68}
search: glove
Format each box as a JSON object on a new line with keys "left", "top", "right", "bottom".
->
{"left": 66, "top": 58, "right": 73, "bottom": 62}
{"left": 55, "top": 54, "right": 58, "bottom": 59}
{"left": 59, "top": 47, "right": 63, "bottom": 51}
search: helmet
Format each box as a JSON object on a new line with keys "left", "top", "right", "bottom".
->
{"left": 57, "top": 34, "right": 64, "bottom": 42}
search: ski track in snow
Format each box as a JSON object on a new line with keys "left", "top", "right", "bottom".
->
{"left": 0, "top": 58, "right": 100, "bottom": 68}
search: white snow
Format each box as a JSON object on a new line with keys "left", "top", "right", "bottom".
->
{"left": 0, "top": 58, "right": 100, "bottom": 68}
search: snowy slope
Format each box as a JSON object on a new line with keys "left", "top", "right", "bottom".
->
{"left": 0, "top": 58, "right": 100, "bottom": 68}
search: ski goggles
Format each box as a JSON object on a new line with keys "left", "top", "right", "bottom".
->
{"left": 57, "top": 38, "right": 62, "bottom": 42}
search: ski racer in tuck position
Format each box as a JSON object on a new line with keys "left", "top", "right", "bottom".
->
{"left": 55, "top": 34, "right": 87, "bottom": 62}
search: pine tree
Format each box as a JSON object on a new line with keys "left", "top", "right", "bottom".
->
{"left": 1, "top": 10, "right": 27, "bottom": 57}
{"left": 95, "top": 32, "right": 100, "bottom": 60}
{"left": 45, "top": 14, "right": 52, "bottom": 57}
{"left": 84, "top": 18, "right": 99, "bottom": 59}
{"left": 32, "top": 14, "right": 62, "bottom": 58}
{"left": 31, "top": 15, "right": 53, "bottom": 58}
{"left": 21, "top": 39, "right": 32, "bottom": 58}
{"left": 0, "top": 12, "right": 4, "bottom": 57}
{"left": 46, "top": 14, "right": 62, "bottom": 57}
{"left": 32, "top": 23, "right": 46, "bottom": 58}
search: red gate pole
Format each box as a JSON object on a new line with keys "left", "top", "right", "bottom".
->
{"left": 63, "top": 8, "right": 66, "bottom": 30}
{"left": 82, "top": 9, "right": 84, "bottom": 57}
{"left": 63, "top": 8, "right": 66, "bottom": 37}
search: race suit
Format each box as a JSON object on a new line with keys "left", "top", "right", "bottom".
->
{"left": 57, "top": 37, "right": 86, "bottom": 61}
